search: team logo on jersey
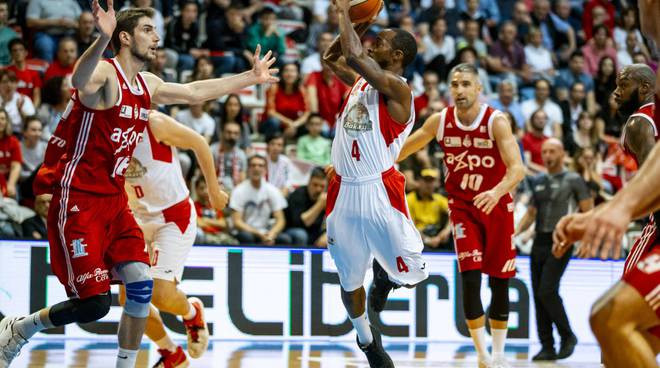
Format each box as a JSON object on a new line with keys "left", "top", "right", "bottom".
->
{"left": 444, "top": 136, "right": 461, "bottom": 147}
{"left": 119, "top": 105, "right": 133, "bottom": 119}
{"left": 445, "top": 151, "right": 496, "bottom": 172}
{"left": 343, "top": 103, "right": 373, "bottom": 138}
{"left": 71, "top": 238, "right": 88, "bottom": 258}
{"left": 124, "top": 158, "right": 147, "bottom": 179}
{"left": 473, "top": 138, "right": 493, "bottom": 149}
{"left": 112, "top": 126, "right": 142, "bottom": 155}
{"left": 453, "top": 223, "right": 466, "bottom": 239}
{"left": 139, "top": 108, "right": 149, "bottom": 121}
{"left": 462, "top": 136, "right": 472, "bottom": 147}
{"left": 133, "top": 104, "right": 139, "bottom": 120}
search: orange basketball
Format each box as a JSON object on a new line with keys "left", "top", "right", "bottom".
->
{"left": 349, "top": 0, "right": 383, "bottom": 23}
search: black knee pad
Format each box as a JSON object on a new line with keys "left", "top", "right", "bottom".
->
{"left": 488, "top": 277, "right": 510, "bottom": 321}
{"left": 461, "top": 270, "right": 484, "bottom": 320}
{"left": 49, "top": 292, "right": 112, "bottom": 326}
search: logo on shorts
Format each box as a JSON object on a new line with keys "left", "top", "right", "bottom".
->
{"left": 453, "top": 223, "right": 466, "bottom": 239}
{"left": 71, "top": 238, "right": 88, "bottom": 258}
{"left": 457, "top": 249, "right": 482, "bottom": 263}
{"left": 76, "top": 268, "right": 109, "bottom": 285}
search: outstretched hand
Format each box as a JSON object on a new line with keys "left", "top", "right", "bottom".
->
{"left": 91, "top": 0, "right": 116, "bottom": 39}
{"left": 251, "top": 45, "right": 279, "bottom": 84}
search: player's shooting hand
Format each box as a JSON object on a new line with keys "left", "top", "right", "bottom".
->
{"left": 473, "top": 189, "right": 501, "bottom": 215}
{"left": 251, "top": 45, "right": 279, "bottom": 85}
{"left": 581, "top": 203, "right": 630, "bottom": 260}
{"left": 332, "top": 0, "right": 351, "bottom": 12}
{"left": 91, "top": 0, "right": 116, "bottom": 40}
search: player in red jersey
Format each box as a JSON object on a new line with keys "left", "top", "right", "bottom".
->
{"left": 553, "top": 64, "right": 660, "bottom": 367}
{"left": 0, "top": 1, "right": 277, "bottom": 367}
{"left": 398, "top": 64, "right": 525, "bottom": 368}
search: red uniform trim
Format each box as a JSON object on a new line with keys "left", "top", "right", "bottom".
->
{"left": 146, "top": 125, "right": 173, "bottom": 163}
{"left": 382, "top": 167, "right": 409, "bottom": 218}
{"left": 378, "top": 94, "right": 409, "bottom": 147}
{"left": 325, "top": 174, "right": 341, "bottom": 217}
{"left": 162, "top": 198, "right": 193, "bottom": 233}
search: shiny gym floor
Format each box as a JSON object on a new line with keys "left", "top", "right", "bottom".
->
{"left": 10, "top": 339, "right": 606, "bottom": 367}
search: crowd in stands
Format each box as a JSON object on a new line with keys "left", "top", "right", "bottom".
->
{"left": 0, "top": 0, "right": 655, "bottom": 259}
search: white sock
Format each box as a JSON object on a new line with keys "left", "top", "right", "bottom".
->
{"left": 14, "top": 311, "right": 49, "bottom": 339}
{"left": 469, "top": 327, "right": 490, "bottom": 360}
{"left": 154, "top": 335, "right": 176, "bottom": 352}
{"left": 491, "top": 327, "right": 508, "bottom": 359}
{"left": 116, "top": 348, "right": 138, "bottom": 368}
{"left": 350, "top": 312, "right": 373, "bottom": 346}
{"left": 183, "top": 300, "right": 197, "bottom": 321}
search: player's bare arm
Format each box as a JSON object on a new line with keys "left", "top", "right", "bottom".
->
{"left": 473, "top": 115, "right": 525, "bottom": 215}
{"left": 322, "top": 22, "right": 372, "bottom": 86}
{"left": 334, "top": 0, "right": 411, "bottom": 124}
{"left": 144, "top": 45, "right": 278, "bottom": 105}
{"left": 147, "top": 111, "right": 229, "bottom": 211}
{"left": 232, "top": 211, "right": 266, "bottom": 240}
{"left": 623, "top": 117, "right": 657, "bottom": 167}
{"left": 397, "top": 112, "right": 441, "bottom": 162}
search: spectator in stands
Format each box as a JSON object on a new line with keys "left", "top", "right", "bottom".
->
{"left": 422, "top": 17, "right": 455, "bottom": 66}
{"left": 37, "top": 76, "right": 70, "bottom": 139}
{"left": 247, "top": 8, "right": 286, "bottom": 65}
{"left": 263, "top": 62, "right": 310, "bottom": 137}
{"left": 7, "top": 39, "right": 42, "bottom": 107}
{"left": 399, "top": 147, "right": 433, "bottom": 192}
{"left": 457, "top": 0, "right": 500, "bottom": 29}
{"left": 582, "top": 0, "right": 615, "bottom": 40}
{"left": 524, "top": 27, "right": 556, "bottom": 82}
{"left": 486, "top": 21, "right": 530, "bottom": 89}
{"left": 417, "top": 0, "right": 460, "bottom": 37}
{"left": 406, "top": 168, "right": 451, "bottom": 250}
{"left": 189, "top": 55, "right": 214, "bottom": 82}
{"left": 21, "top": 193, "right": 50, "bottom": 240}
{"left": 0, "top": 69, "right": 35, "bottom": 135}
{"left": 193, "top": 176, "right": 238, "bottom": 245}
{"left": 305, "top": 60, "right": 349, "bottom": 131}
{"left": 617, "top": 32, "right": 648, "bottom": 69}
{"left": 511, "top": 0, "right": 532, "bottom": 42}
{"left": 456, "top": 19, "right": 487, "bottom": 62}
{"left": 570, "top": 111, "right": 601, "bottom": 154}
{"left": 297, "top": 113, "right": 331, "bottom": 166}
{"left": 555, "top": 51, "right": 596, "bottom": 110}
{"left": 415, "top": 70, "right": 446, "bottom": 122}
{"left": 554, "top": 0, "right": 581, "bottom": 41}
{"left": 0, "top": 108, "right": 21, "bottom": 197}
{"left": 573, "top": 146, "right": 611, "bottom": 203}
{"left": 19, "top": 116, "right": 46, "bottom": 181}
{"left": 219, "top": 94, "right": 251, "bottom": 150}
{"left": 307, "top": 4, "right": 339, "bottom": 51}
{"left": 75, "top": 11, "right": 97, "bottom": 56}
{"left": 207, "top": 5, "right": 251, "bottom": 76}
{"left": 594, "top": 55, "right": 616, "bottom": 112}
{"left": 266, "top": 133, "right": 294, "bottom": 196}
{"left": 490, "top": 80, "right": 525, "bottom": 129}
{"left": 175, "top": 102, "right": 215, "bottom": 143}
{"left": 44, "top": 37, "right": 78, "bottom": 82}
{"left": 613, "top": 8, "right": 650, "bottom": 54}
{"left": 0, "top": 1, "right": 17, "bottom": 66}
{"left": 211, "top": 121, "right": 247, "bottom": 192}
{"left": 531, "top": 0, "right": 576, "bottom": 63}
{"left": 284, "top": 167, "right": 327, "bottom": 247}
{"left": 521, "top": 79, "right": 563, "bottom": 137}
{"left": 26, "top": 0, "right": 81, "bottom": 62}
{"left": 302, "top": 32, "right": 334, "bottom": 76}
{"left": 164, "top": 0, "right": 203, "bottom": 71}
{"left": 147, "top": 48, "right": 176, "bottom": 83}
{"left": 560, "top": 82, "right": 588, "bottom": 147}
{"left": 581, "top": 25, "right": 617, "bottom": 77}
{"left": 596, "top": 93, "right": 622, "bottom": 140}
{"left": 522, "top": 109, "right": 550, "bottom": 173}
{"left": 230, "top": 155, "right": 291, "bottom": 245}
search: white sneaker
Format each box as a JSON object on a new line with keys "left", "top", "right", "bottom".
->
{"left": 478, "top": 355, "right": 492, "bottom": 368}
{"left": 182, "top": 297, "right": 209, "bottom": 359}
{"left": 0, "top": 317, "right": 28, "bottom": 368}
{"left": 491, "top": 355, "right": 511, "bottom": 368}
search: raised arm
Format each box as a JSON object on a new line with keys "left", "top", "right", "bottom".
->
{"left": 322, "top": 22, "right": 371, "bottom": 86}
{"left": 397, "top": 112, "right": 441, "bottom": 162}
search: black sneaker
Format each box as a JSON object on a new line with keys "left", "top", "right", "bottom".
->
{"left": 368, "top": 261, "right": 399, "bottom": 313}
{"left": 557, "top": 334, "right": 577, "bottom": 359}
{"left": 532, "top": 348, "right": 557, "bottom": 361}
{"left": 357, "top": 325, "right": 395, "bottom": 368}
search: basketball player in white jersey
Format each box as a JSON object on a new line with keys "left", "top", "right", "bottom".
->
{"left": 322, "top": 0, "right": 428, "bottom": 366}
{"left": 120, "top": 110, "right": 227, "bottom": 368}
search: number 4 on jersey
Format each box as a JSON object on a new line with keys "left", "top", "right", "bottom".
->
{"left": 351, "top": 140, "right": 361, "bottom": 161}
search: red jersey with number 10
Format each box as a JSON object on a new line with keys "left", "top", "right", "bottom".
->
{"left": 436, "top": 104, "right": 507, "bottom": 203}
{"left": 49, "top": 58, "right": 151, "bottom": 195}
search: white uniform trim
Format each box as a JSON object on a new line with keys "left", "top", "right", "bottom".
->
{"left": 436, "top": 107, "right": 448, "bottom": 142}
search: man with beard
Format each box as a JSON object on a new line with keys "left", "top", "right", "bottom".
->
{"left": 211, "top": 121, "right": 247, "bottom": 193}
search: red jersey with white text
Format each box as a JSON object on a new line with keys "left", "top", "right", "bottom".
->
{"left": 50, "top": 58, "right": 151, "bottom": 195}
{"left": 621, "top": 102, "right": 657, "bottom": 165}
{"left": 436, "top": 104, "right": 506, "bottom": 203}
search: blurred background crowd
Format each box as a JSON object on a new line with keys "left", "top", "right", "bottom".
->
{"left": 0, "top": 0, "right": 654, "bottom": 257}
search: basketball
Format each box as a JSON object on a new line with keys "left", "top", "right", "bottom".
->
{"left": 349, "top": 0, "right": 383, "bottom": 23}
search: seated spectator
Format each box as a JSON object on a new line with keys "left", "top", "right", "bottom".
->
{"left": 246, "top": 8, "right": 286, "bottom": 65}
{"left": 417, "top": 0, "right": 460, "bottom": 37}
{"left": 7, "top": 39, "right": 42, "bottom": 107}
{"left": 486, "top": 21, "right": 530, "bottom": 89}
{"left": 457, "top": 0, "right": 500, "bottom": 31}
{"left": 583, "top": 0, "right": 615, "bottom": 41}
{"left": 188, "top": 56, "right": 215, "bottom": 82}
{"left": 75, "top": 11, "right": 98, "bottom": 56}
{"left": 613, "top": 8, "right": 651, "bottom": 60}
{"left": 301, "top": 32, "right": 334, "bottom": 76}
{"left": 44, "top": 37, "right": 78, "bottom": 83}
{"left": 21, "top": 193, "right": 50, "bottom": 240}
{"left": 581, "top": 25, "right": 617, "bottom": 76}
{"left": 522, "top": 109, "right": 550, "bottom": 174}
{"left": 207, "top": 5, "right": 251, "bottom": 76}
{"left": 617, "top": 31, "right": 648, "bottom": 69}
{"left": 284, "top": 167, "right": 328, "bottom": 247}
{"left": 531, "top": 0, "right": 576, "bottom": 63}
{"left": 573, "top": 146, "right": 611, "bottom": 203}
{"left": 422, "top": 17, "right": 455, "bottom": 66}
{"left": 570, "top": 112, "right": 601, "bottom": 155}
{"left": 0, "top": 1, "right": 17, "bottom": 66}
{"left": 175, "top": 102, "right": 215, "bottom": 143}
{"left": 523, "top": 27, "right": 556, "bottom": 82}
{"left": 0, "top": 69, "right": 35, "bottom": 134}
{"left": 305, "top": 60, "right": 349, "bottom": 132}
{"left": 211, "top": 121, "right": 247, "bottom": 193}
{"left": 594, "top": 56, "right": 616, "bottom": 112}
{"left": 219, "top": 94, "right": 251, "bottom": 150}
{"left": 193, "top": 177, "right": 238, "bottom": 245}
{"left": 230, "top": 155, "right": 291, "bottom": 245}
{"left": 596, "top": 93, "right": 623, "bottom": 141}
{"left": 37, "top": 76, "right": 71, "bottom": 139}
{"left": 406, "top": 168, "right": 451, "bottom": 250}
{"left": 263, "top": 63, "right": 310, "bottom": 138}
{"left": 490, "top": 80, "right": 525, "bottom": 129}
{"left": 0, "top": 108, "right": 21, "bottom": 197}
{"left": 266, "top": 133, "right": 294, "bottom": 196}
{"left": 26, "top": 0, "right": 82, "bottom": 62}
{"left": 399, "top": 148, "right": 433, "bottom": 193}
{"left": 297, "top": 114, "right": 332, "bottom": 166}
{"left": 554, "top": 0, "right": 581, "bottom": 42}
{"left": 164, "top": 0, "right": 203, "bottom": 71}
{"left": 415, "top": 71, "right": 446, "bottom": 122}
{"left": 456, "top": 19, "right": 487, "bottom": 61}
{"left": 511, "top": 0, "right": 532, "bottom": 43}
{"left": 307, "top": 4, "right": 339, "bottom": 51}
{"left": 19, "top": 116, "right": 46, "bottom": 181}
{"left": 521, "top": 79, "right": 563, "bottom": 138}
{"left": 555, "top": 51, "right": 596, "bottom": 110}
{"left": 560, "top": 82, "right": 588, "bottom": 137}
{"left": 147, "top": 48, "right": 176, "bottom": 83}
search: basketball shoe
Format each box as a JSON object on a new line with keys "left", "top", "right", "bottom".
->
{"left": 368, "top": 261, "right": 400, "bottom": 313}
{"left": 0, "top": 317, "right": 27, "bottom": 368}
{"left": 153, "top": 346, "right": 189, "bottom": 368}
{"left": 357, "top": 325, "right": 394, "bottom": 368}
{"left": 183, "top": 297, "right": 209, "bottom": 358}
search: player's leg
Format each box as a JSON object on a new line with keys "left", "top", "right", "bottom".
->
{"left": 488, "top": 277, "right": 511, "bottom": 365}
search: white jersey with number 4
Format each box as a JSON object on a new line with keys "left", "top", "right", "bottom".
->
{"left": 331, "top": 77, "right": 415, "bottom": 178}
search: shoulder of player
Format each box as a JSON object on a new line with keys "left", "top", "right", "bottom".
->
{"left": 625, "top": 115, "right": 655, "bottom": 139}
{"left": 140, "top": 71, "right": 165, "bottom": 93}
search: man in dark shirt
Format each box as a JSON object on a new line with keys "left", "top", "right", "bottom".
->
{"left": 516, "top": 138, "right": 593, "bottom": 361}
{"left": 164, "top": 0, "right": 202, "bottom": 71}
{"left": 22, "top": 193, "right": 50, "bottom": 240}
{"left": 207, "top": 6, "right": 252, "bottom": 75}
{"left": 284, "top": 167, "right": 327, "bottom": 246}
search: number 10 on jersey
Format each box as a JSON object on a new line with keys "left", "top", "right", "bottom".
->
{"left": 351, "top": 140, "right": 361, "bottom": 161}
{"left": 460, "top": 173, "right": 483, "bottom": 191}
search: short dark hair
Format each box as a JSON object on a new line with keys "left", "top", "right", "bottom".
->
{"left": 593, "top": 24, "right": 610, "bottom": 37}
{"left": 569, "top": 50, "right": 584, "bottom": 61}
{"left": 42, "top": 76, "right": 66, "bottom": 105}
{"left": 307, "top": 112, "right": 323, "bottom": 123}
{"left": 248, "top": 154, "right": 268, "bottom": 166}
{"left": 259, "top": 7, "right": 276, "bottom": 18}
{"left": 23, "top": 115, "right": 42, "bottom": 132}
{"left": 266, "top": 132, "right": 284, "bottom": 144}
{"left": 310, "top": 167, "right": 326, "bottom": 180}
{"left": 390, "top": 29, "right": 417, "bottom": 68}
{"left": 8, "top": 38, "right": 26, "bottom": 52}
{"left": 450, "top": 63, "right": 479, "bottom": 78}
{"left": 111, "top": 7, "right": 156, "bottom": 53}
{"left": 0, "top": 68, "right": 17, "bottom": 82}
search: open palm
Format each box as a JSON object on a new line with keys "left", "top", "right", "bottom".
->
{"left": 251, "top": 45, "right": 279, "bottom": 84}
{"left": 91, "top": 0, "right": 116, "bottom": 39}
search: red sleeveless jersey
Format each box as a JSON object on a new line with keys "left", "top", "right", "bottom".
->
{"left": 621, "top": 101, "right": 657, "bottom": 165}
{"left": 47, "top": 58, "right": 151, "bottom": 195}
{"left": 436, "top": 104, "right": 507, "bottom": 203}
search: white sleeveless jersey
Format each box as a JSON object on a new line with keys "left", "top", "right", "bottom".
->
{"left": 331, "top": 77, "right": 415, "bottom": 177}
{"left": 124, "top": 125, "right": 190, "bottom": 218}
